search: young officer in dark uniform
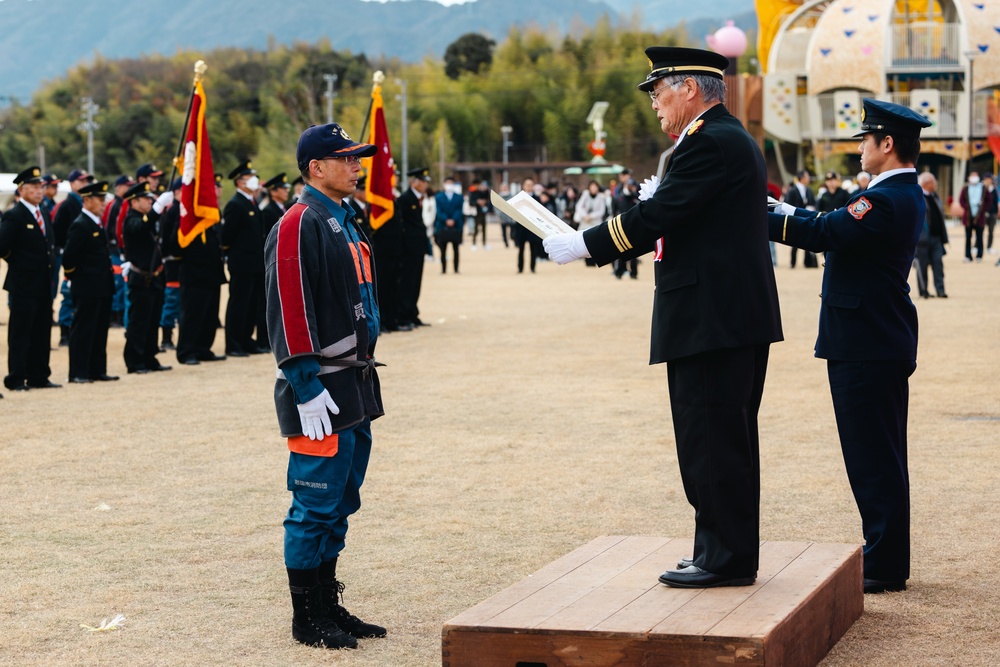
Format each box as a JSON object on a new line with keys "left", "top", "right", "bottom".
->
{"left": 175, "top": 173, "right": 227, "bottom": 365}
{"left": 122, "top": 182, "right": 171, "bottom": 374}
{"left": 62, "top": 181, "right": 118, "bottom": 383}
{"left": 396, "top": 167, "right": 432, "bottom": 329}
{"left": 221, "top": 160, "right": 266, "bottom": 356}
{"left": 262, "top": 173, "right": 291, "bottom": 233}
{"left": 544, "top": 47, "right": 783, "bottom": 589}
{"left": 0, "top": 166, "right": 60, "bottom": 391}
{"left": 768, "top": 98, "right": 931, "bottom": 594}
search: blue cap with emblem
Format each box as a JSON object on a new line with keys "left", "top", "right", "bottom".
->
{"left": 853, "top": 98, "right": 932, "bottom": 139}
{"left": 296, "top": 123, "right": 377, "bottom": 171}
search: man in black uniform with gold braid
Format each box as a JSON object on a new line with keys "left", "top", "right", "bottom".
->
{"left": 221, "top": 160, "right": 266, "bottom": 356}
{"left": 544, "top": 47, "right": 783, "bottom": 589}
{"left": 122, "top": 182, "right": 172, "bottom": 374}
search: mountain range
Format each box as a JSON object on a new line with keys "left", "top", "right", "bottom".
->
{"left": 0, "top": 0, "right": 756, "bottom": 103}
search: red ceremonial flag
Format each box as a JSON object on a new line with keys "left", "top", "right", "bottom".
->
{"left": 363, "top": 79, "right": 395, "bottom": 230}
{"left": 988, "top": 91, "right": 1000, "bottom": 167}
{"left": 177, "top": 79, "right": 220, "bottom": 248}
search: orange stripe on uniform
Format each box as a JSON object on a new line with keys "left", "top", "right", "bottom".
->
{"left": 348, "top": 241, "right": 374, "bottom": 285}
{"left": 288, "top": 433, "right": 340, "bottom": 457}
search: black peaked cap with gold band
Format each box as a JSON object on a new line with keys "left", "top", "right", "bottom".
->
{"left": 79, "top": 181, "right": 110, "bottom": 198}
{"left": 407, "top": 167, "right": 431, "bottom": 182}
{"left": 14, "top": 166, "right": 44, "bottom": 185}
{"left": 263, "top": 173, "right": 289, "bottom": 190}
{"left": 123, "top": 182, "right": 153, "bottom": 201}
{"left": 853, "top": 98, "right": 932, "bottom": 139}
{"left": 228, "top": 160, "right": 257, "bottom": 181}
{"left": 637, "top": 46, "right": 729, "bottom": 92}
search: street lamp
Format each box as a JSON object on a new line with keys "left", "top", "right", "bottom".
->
{"left": 323, "top": 73, "right": 338, "bottom": 124}
{"left": 396, "top": 78, "right": 409, "bottom": 179}
{"left": 501, "top": 125, "right": 512, "bottom": 188}
{"left": 964, "top": 49, "right": 980, "bottom": 152}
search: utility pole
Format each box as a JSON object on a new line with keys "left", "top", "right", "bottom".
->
{"left": 78, "top": 97, "right": 100, "bottom": 174}
{"left": 501, "top": 125, "right": 513, "bottom": 188}
{"left": 323, "top": 73, "right": 338, "bottom": 124}
{"left": 395, "top": 78, "right": 409, "bottom": 179}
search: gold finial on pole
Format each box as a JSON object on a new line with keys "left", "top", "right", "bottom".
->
{"left": 194, "top": 60, "right": 208, "bottom": 84}
{"left": 372, "top": 70, "right": 385, "bottom": 90}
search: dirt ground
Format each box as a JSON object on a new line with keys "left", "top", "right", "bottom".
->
{"left": 0, "top": 227, "right": 998, "bottom": 666}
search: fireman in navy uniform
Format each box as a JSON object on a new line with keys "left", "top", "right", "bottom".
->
{"left": 768, "top": 99, "right": 931, "bottom": 594}
{"left": 221, "top": 160, "right": 266, "bottom": 356}
{"left": 396, "top": 167, "right": 432, "bottom": 329}
{"left": 0, "top": 166, "right": 60, "bottom": 391}
{"left": 122, "top": 182, "right": 172, "bottom": 374}
{"left": 62, "top": 181, "right": 118, "bottom": 383}
{"left": 544, "top": 48, "right": 783, "bottom": 589}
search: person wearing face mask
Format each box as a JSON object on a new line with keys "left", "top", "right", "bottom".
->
{"left": 434, "top": 176, "right": 465, "bottom": 274}
{"left": 958, "top": 171, "right": 994, "bottom": 262}
{"left": 982, "top": 173, "right": 998, "bottom": 255}
{"left": 221, "top": 160, "right": 267, "bottom": 356}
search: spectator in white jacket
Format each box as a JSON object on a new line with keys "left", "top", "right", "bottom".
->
{"left": 574, "top": 180, "right": 608, "bottom": 266}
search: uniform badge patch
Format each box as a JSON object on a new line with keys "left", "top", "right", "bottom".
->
{"left": 848, "top": 197, "right": 873, "bottom": 220}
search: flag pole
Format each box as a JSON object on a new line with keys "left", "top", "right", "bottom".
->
{"left": 168, "top": 60, "right": 208, "bottom": 190}
{"left": 358, "top": 70, "right": 384, "bottom": 142}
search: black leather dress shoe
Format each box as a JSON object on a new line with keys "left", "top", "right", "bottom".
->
{"left": 677, "top": 557, "right": 694, "bottom": 569}
{"left": 149, "top": 364, "right": 172, "bottom": 372}
{"left": 251, "top": 345, "right": 270, "bottom": 354}
{"left": 12, "top": 385, "right": 30, "bottom": 391}
{"left": 27, "top": 380, "right": 62, "bottom": 388}
{"left": 413, "top": 318, "right": 431, "bottom": 327}
{"left": 180, "top": 358, "right": 201, "bottom": 365}
{"left": 199, "top": 353, "right": 226, "bottom": 362}
{"left": 69, "top": 377, "right": 93, "bottom": 384}
{"left": 128, "top": 368, "right": 150, "bottom": 374}
{"left": 658, "top": 566, "right": 756, "bottom": 589}
{"left": 863, "top": 578, "right": 906, "bottom": 594}
{"left": 227, "top": 350, "right": 250, "bottom": 357}
{"left": 93, "top": 374, "right": 120, "bottom": 381}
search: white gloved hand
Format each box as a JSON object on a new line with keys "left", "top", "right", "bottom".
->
{"left": 120, "top": 261, "right": 131, "bottom": 278}
{"left": 152, "top": 191, "right": 175, "bottom": 214}
{"left": 543, "top": 231, "right": 591, "bottom": 264}
{"left": 296, "top": 389, "right": 341, "bottom": 441}
{"left": 638, "top": 175, "right": 660, "bottom": 202}
{"left": 767, "top": 196, "right": 797, "bottom": 216}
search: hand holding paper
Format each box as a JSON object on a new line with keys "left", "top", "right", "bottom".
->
{"left": 543, "top": 231, "right": 590, "bottom": 264}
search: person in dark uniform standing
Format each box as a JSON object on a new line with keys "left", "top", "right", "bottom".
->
{"left": 0, "top": 166, "right": 61, "bottom": 391}
{"left": 175, "top": 174, "right": 227, "bottom": 365}
{"left": 102, "top": 175, "right": 136, "bottom": 328}
{"left": 62, "top": 180, "right": 118, "bottom": 383}
{"left": 122, "top": 182, "right": 172, "bottom": 374}
{"left": 157, "top": 178, "right": 184, "bottom": 351}
{"left": 818, "top": 171, "right": 850, "bottom": 213}
{"left": 369, "top": 176, "right": 406, "bottom": 333}
{"left": 221, "top": 160, "right": 266, "bottom": 356}
{"left": 53, "top": 169, "right": 95, "bottom": 344}
{"left": 262, "top": 173, "right": 291, "bottom": 234}
{"left": 768, "top": 98, "right": 931, "bottom": 594}
{"left": 397, "top": 167, "right": 432, "bottom": 329}
{"left": 544, "top": 47, "right": 783, "bottom": 589}
{"left": 915, "top": 172, "right": 949, "bottom": 298}
{"left": 784, "top": 169, "right": 817, "bottom": 268}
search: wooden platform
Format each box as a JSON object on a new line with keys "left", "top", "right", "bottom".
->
{"left": 442, "top": 536, "right": 863, "bottom": 667}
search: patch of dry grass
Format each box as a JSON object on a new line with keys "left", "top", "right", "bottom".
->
{"left": 0, "top": 234, "right": 997, "bottom": 666}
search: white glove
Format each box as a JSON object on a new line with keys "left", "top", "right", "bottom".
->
{"left": 638, "top": 175, "right": 660, "bottom": 202}
{"left": 543, "top": 231, "right": 591, "bottom": 264}
{"left": 120, "top": 261, "right": 131, "bottom": 278}
{"left": 153, "top": 191, "right": 175, "bottom": 214}
{"left": 768, "top": 196, "right": 797, "bottom": 216}
{"left": 296, "top": 389, "right": 341, "bottom": 441}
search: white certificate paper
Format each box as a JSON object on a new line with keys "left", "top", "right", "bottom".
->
{"left": 490, "top": 190, "right": 576, "bottom": 239}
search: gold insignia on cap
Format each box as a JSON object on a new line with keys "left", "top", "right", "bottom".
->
{"left": 648, "top": 58, "right": 654, "bottom": 71}
{"left": 247, "top": 161, "right": 252, "bottom": 169}
{"left": 32, "top": 168, "right": 40, "bottom": 176}
{"left": 861, "top": 108, "right": 866, "bottom": 122}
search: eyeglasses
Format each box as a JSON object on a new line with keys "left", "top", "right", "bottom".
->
{"left": 328, "top": 155, "right": 362, "bottom": 164}
{"left": 648, "top": 84, "right": 671, "bottom": 101}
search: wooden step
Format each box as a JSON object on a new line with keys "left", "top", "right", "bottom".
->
{"left": 442, "top": 536, "right": 863, "bottom": 667}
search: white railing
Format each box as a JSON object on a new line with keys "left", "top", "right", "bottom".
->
{"left": 889, "top": 23, "right": 962, "bottom": 69}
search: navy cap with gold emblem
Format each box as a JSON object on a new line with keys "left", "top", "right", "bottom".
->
{"left": 263, "top": 173, "right": 289, "bottom": 190}
{"left": 214, "top": 173, "right": 224, "bottom": 188}
{"left": 296, "top": 123, "right": 377, "bottom": 170}
{"left": 637, "top": 46, "right": 729, "bottom": 92}
{"left": 42, "top": 173, "right": 61, "bottom": 186}
{"left": 135, "top": 163, "right": 163, "bottom": 179}
{"left": 123, "top": 181, "right": 152, "bottom": 201}
{"left": 407, "top": 167, "right": 431, "bottom": 182}
{"left": 13, "top": 166, "right": 45, "bottom": 186}
{"left": 228, "top": 160, "right": 257, "bottom": 181}
{"left": 79, "top": 181, "right": 110, "bottom": 198}
{"left": 853, "top": 98, "right": 932, "bottom": 139}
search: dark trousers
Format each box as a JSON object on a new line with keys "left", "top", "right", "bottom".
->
{"left": 914, "top": 238, "right": 946, "bottom": 296}
{"left": 373, "top": 250, "right": 402, "bottom": 329}
{"left": 397, "top": 249, "right": 425, "bottom": 325}
{"left": 436, "top": 234, "right": 460, "bottom": 273}
{"left": 178, "top": 282, "right": 221, "bottom": 362}
{"left": 828, "top": 359, "right": 914, "bottom": 583}
{"left": 614, "top": 257, "right": 638, "bottom": 278}
{"left": 226, "top": 271, "right": 263, "bottom": 353}
{"left": 124, "top": 279, "right": 164, "bottom": 371}
{"left": 472, "top": 217, "right": 487, "bottom": 245}
{"left": 666, "top": 344, "right": 769, "bottom": 577}
{"left": 4, "top": 292, "right": 52, "bottom": 388}
{"left": 516, "top": 233, "right": 541, "bottom": 273}
{"left": 965, "top": 225, "right": 984, "bottom": 259}
{"left": 69, "top": 294, "right": 110, "bottom": 379}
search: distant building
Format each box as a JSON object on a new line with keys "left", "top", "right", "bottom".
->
{"left": 759, "top": 0, "right": 1000, "bottom": 199}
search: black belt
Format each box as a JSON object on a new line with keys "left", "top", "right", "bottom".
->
{"left": 318, "top": 356, "right": 385, "bottom": 380}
